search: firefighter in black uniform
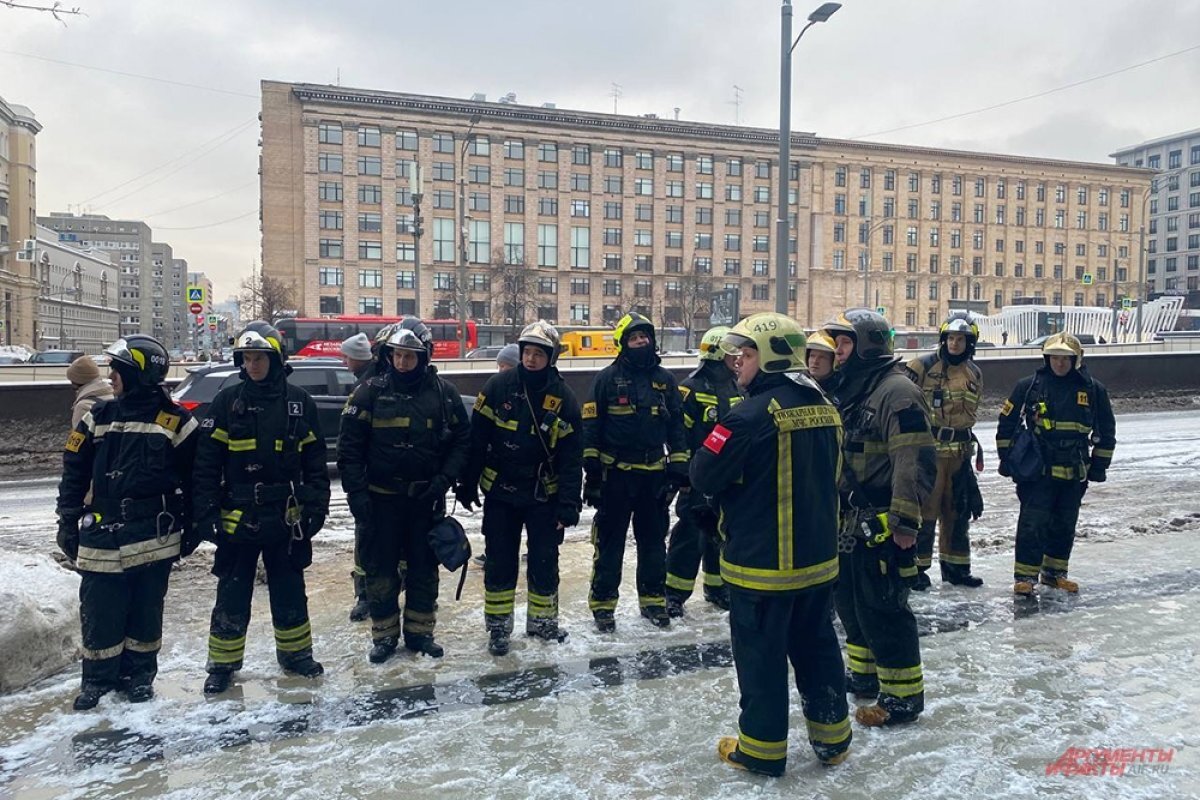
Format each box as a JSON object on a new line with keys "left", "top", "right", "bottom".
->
{"left": 57, "top": 335, "right": 198, "bottom": 710}
{"left": 664, "top": 326, "right": 743, "bottom": 616}
{"left": 691, "top": 313, "right": 850, "bottom": 776}
{"left": 338, "top": 318, "right": 471, "bottom": 663}
{"left": 996, "top": 333, "right": 1116, "bottom": 595}
{"left": 823, "top": 309, "right": 935, "bottom": 727}
{"left": 583, "top": 312, "right": 689, "bottom": 631}
{"left": 457, "top": 321, "right": 583, "bottom": 655}
{"left": 194, "top": 321, "right": 330, "bottom": 694}
{"left": 341, "top": 331, "right": 378, "bottom": 623}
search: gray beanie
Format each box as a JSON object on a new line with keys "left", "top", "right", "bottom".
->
{"left": 340, "top": 332, "right": 373, "bottom": 361}
{"left": 496, "top": 343, "right": 520, "bottom": 368}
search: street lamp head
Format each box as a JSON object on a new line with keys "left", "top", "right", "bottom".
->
{"left": 808, "top": 2, "right": 840, "bottom": 23}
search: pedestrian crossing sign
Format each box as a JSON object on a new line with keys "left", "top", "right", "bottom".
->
{"left": 876, "top": 306, "right": 886, "bottom": 315}
{"left": 187, "top": 286, "right": 205, "bottom": 303}
{"left": 1122, "top": 297, "right": 1133, "bottom": 310}
{"left": 1081, "top": 273, "right": 1094, "bottom": 286}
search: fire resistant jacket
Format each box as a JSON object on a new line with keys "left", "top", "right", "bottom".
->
{"left": 193, "top": 371, "right": 330, "bottom": 544}
{"left": 58, "top": 391, "right": 198, "bottom": 572}
{"left": 678, "top": 360, "right": 744, "bottom": 513}
{"left": 338, "top": 366, "right": 471, "bottom": 496}
{"left": 905, "top": 352, "right": 982, "bottom": 456}
{"left": 996, "top": 365, "right": 1115, "bottom": 481}
{"left": 690, "top": 372, "right": 842, "bottom": 594}
{"left": 582, "top": 354, "right": 688, "bottom": 471}
{"left": 464, "top": 366, "right": 583, "bottom": 510}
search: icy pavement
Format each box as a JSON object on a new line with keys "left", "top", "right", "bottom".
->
{"left": 0, "top": 410, "right": 1198, "bottom": 798}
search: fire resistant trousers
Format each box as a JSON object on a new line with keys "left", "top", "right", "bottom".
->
{"left": 481, "top": 498, "right": 564, "bottom": 633}
{"left": 588, "top": 468, "right": 670, "bottom": 613}
{"left": 916, "top": 452, "right": 972, "bottom": 572}
{"left": 79, "top": 560, "right": 172, "bottom": 688}
{"left": 665, "top": 492, "right": 724, "bottom": 603}
{"left": 1013, "top": 478, "right": 1086, "bottom": 581}
{"left": 362, "top": 492, "right": 440, "bottom": 645}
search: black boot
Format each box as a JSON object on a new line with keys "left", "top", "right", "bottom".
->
{"left": 593, "top": 610, "right": 616, "bottom": 633}
{"left": 526, "top": 618, "right": 568, "bottom": 643}
{"left": 665, "top": 591, "right": 686, "bottom": 618}
{"left": 349, "top": 574, "right": 370, "bottom": 622}
{"left": 203, "top": 672, "right": 233, "bottom": 695}
{"left": 942, "top": 562, "right": 984, "bottom": 588}
{"left": 640, "top": 605, "right": 671, "bottom": 628}
{"left": 912, "top": 570, "right": 932, "bottom": 592}
{"left": 126, "top": 683, "right": 154, "bottom": 703}
{"left": 369, "top": 637, "right": 398, "bottom": 664}
{"left": 703, "top": 586, "right": 731, "bottom": 611}
{"left": 72, "top": 683, "right": 112, "bottom": 711}
{"left": 845, "top": 668, "right": 879, "bottom": 700}
{"left": 404, "top": 634, "right": 445, "bottom": 658}
{"left": 488, "top": 629, "right": 511, "bottom": 656}
{"left": 283, "top": 655, "right": 325, "bottom": 678}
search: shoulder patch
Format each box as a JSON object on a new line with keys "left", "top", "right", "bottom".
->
{"left": 652, "top": 381, "right": 668, "bottom": 391}
{"left": 1076, "top": 391, "right": 1089, "bottom": 407}
{"left": 543, "top": 394, "right": 562, "bottom": 412}
{"left": 582, "top": 401, "right": 598, "bottom": 420}
{"left": 472, "top": 394, "right": 485, "bottom": 411}
{"left": 1000, "top": 399, "right": 1014, "bottom": 416}
{"left": 155, "top": 411, "right": 180, "bottom": 432}
{"left": 678, "top": 385, "right": 692, "bottom": 399}
{"left": 201, "top": 417, "right": 216, "bottom": 429}
{"left": 342, "top": 404, "right": 359, "bottom": 417}
{"left": 703, "top": 423, "right": 733, "bottom": 454}
{"left": 288, "top": 400, "right": 303, "bottom": 417}
{"left": 897, "top": 406, "right": 931, "bottom": 434}
{"left": 65, "top": 430, "right": 86, "bottom": 453}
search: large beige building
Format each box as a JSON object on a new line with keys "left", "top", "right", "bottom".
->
{"left": 260, "top": 80, "right": 1151, "bottom": 334}
{"left": 0, "top": 95, "right": 41, "bottom": 347}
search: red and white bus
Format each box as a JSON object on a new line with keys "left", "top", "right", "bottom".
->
{"left": 275, "top": 316, "right": 478, "bottom": 359}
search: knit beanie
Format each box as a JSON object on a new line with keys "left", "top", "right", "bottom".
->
{"left": 340, "top": 332, "right": 373, "bottom": 361}
{"left": 496, "top": 343, "right": 520, "bottom": 368}
{"left": 66, "top": 356, "right": 100, "bottom": 386}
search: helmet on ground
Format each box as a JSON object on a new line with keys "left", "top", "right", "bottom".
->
{"left": 518, "top": 320, "right": 561, "bottom": 364}
{"left": 613, "top": 312, "right": 656, "bottom": 353}
{"left": 233, "top": 321, "right": 286, "bottom": 367}
{"left": 105, "top": 335, "right": 169, "bottom": 387}
{"left": 822, "top": 308, "right": 893, "bottom": 362}
{"left": 805, "top": 331, "right": 836, "bottom": 355}
{"left": 720, "top": 312, "right": 807, "bottom": 373}
{"left": 940, "top": 312, "right": 979, "bottom": 357}
{"left": 697, "top": 326, "right": 732, "bottom": 361}
{"left": 1042, "top": 332, "right": 1084, "bottom": 367}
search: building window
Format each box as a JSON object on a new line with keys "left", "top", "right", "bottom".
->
{"left": 603, "top": 147, "right": 623, "bottom": 168}
{"left": 537, "top": 170, "right": 558, "bottom": 190}
{"left": 634, "top": 178, "right": 653, "bottom": 196}
{"left": 358, "top": 268, "right": 382, "bottom": 288}
{"left": 538, "top": 141, "right": 558, "bottom": 162}
{"left": 570, "top": 303, "right": 590, "bottom": 323}
{"left": 696, "top": 182, "right": 714, "bottom": 200}
{"left": 571, "top": 227, "right": 590, "bottom": 268}
{"left": 695, "top": 233, "right": 712, "bottom": 250}
{"left": 538, "top": 197, "right": 558, "bottom": 216}
{"left": 603, "top": 277, "right": 622, "bottom": 295}
{"left": 570, "top": 199, "right": 590, "bottom": 218}
{"left": 666, "top": 180, "right": 684, "bottom": 198}
{"left": 319, "top": 210, "right": 343, "bottom": 230}
{"left": 358, "top": 241, "right": 382, "bottom": 261}
{"left": 433, "top": 219, "right": 454, "bottom": 262}
{"left": 431, "top": 132, "right": 453, "bottom": 153}
{"left": 505, "top": 195, "right": 525, "bottom": 214}
{"left": 603, "top": 227, "right": 623, "bottom": 246}
{"left": 753, "top": 235, "right": 770, "bottom": 252}
{"left": 604, "top": 202, "right": 623, "bottom": 220}
{"left": 505, "top": 168, "right": 526, "bottom": 188}
{"left": 395, "top": 270, "right": 416, "bottom": 289}
{"left": 751, "top": 284, "right": 769, "bottom": 301}
{"left": 397, "top": 243, "right": 414, "bottom": 263}
{"left": 724, "top": 258, "right": 741, "bottom": 275}
{"left": 395, "top": 129, "right": 418, "bottom": 151}
{"left": 357, "top": 125, "right": 381, "bottom": 147}
{"left": 469, "top": 220, "right": 490, "bottom": 263}
{"left": 757, "top": 161, "right": 772, "bottom": 180}
{"left": 754, "top": 186, "right": 770, "bottom": 204}
{"left": 318, "top": 267, "right": 342, "bottom": 286}
{"left": 636, "top": 255, "right": 653, "bottom": 272}
{"left": 319, "top": 181, "right": 343, "bottom": 202}
{"left": 358, "top": 212, "right": 382, "bottom": 233}
{"left": 357, "top": 296, "right": 382, "bottom": 315}
{"left": 604, "top": 175, "right": 623, "bottom": 194}
{"left": 469, "top": 193, "right": 490, "bottom": 212}
{"left": 318, "top": 153, "right": 343, "bottom": 173}
{"left": 725, "top": 233, "right": 741, "bottom": 251}
{"left": 358, "top": 156, "right": 382, "bottom": 176}
{"left": 318, "top": 122, "right": 342, "bottom": 144}
{"left": 569, "top": 172, "right": 590, "bottom": 192}
{"left": 538, "top": 225, "right": 558, "bottom": 267}
{"left": 319, "top": 238, "right": 342, "bottom": 258}
{"left": 572, "top": 144, "right": 591, "bottom": 165}
{"left": 603, "top": 255, "right": 622, "bottom": 272}
{"left": 319, "top": 295, "right": 343, "bottom": 314}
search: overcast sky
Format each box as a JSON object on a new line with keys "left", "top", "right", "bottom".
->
{"left": 3, "top": 0, "right": 1198, "bottom": 301}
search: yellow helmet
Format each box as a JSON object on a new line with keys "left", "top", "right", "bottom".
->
{"left": 720, "top": 312, "right": 807, "bottom": 373}
{"left": 697, "top": 326, "right": 732, "bottom": 361}
{"left": 805, "top": 331, "right": 836, "bottom": 355}
{"left": 1042, "top": 332, "right": 1084, "bottom": 366}
{"left": 613, "top": 312, "right": 655, "bottom": 353}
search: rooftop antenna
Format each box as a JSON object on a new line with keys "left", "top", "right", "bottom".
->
{"left": 610, "top": 82, "right": 623, "bottom": 114}
{"left": 673, "top": 107, "right": 680, "bottom": 121}
{"left": 730, "top": 85, "right": 743, "bottom": 125}
{"left": 336, "top": 68, "right": 341, "bottom": 87}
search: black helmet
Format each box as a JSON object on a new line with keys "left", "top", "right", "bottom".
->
{"left": 940, "top": 312, "right": 979, "bottom": 358}
{"left": 613, "top": 312, "right": 655, "bottom": 353}
{"left": 105, "top": 335, "right": 169, "bottom": 387}
{"left": 380, "top": 316, "right": 433, "bottom": 369}
{"left": 822, "top": 308, "right": 894, "bottom": 362}
{"left": 233, "top": 320, "right": 287, "bottom": 367}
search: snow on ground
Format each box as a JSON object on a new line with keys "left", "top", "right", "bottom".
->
{"left": 0, "top": 410, "right": 1197, "bottom": 798}
{"left": 0, "top": 551, "right": 79, "bottom": 693}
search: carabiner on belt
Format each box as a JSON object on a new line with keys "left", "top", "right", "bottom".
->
{"left": 284, "top": 481, "right": 304, "bottom": 541}
{"left": 155, "top": 496, "right": 175, "bottom": 545}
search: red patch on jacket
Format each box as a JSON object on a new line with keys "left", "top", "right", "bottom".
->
{"left": 703, "top": 424, "right": 732, "bottom": 454}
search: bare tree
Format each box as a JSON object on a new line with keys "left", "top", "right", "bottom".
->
{"left": 485, "top": 247, "right": 537, "bottom": 339}
{"left": 1, "top": 1, "right": 85, "bottom": 23}
{"left": 676, "top": 271, "right": 713, "bottom": 347}
{"left": 239, "top": 265, "right": 295, "bottom": 323}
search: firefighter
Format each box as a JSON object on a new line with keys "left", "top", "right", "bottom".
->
{"left": 823, "top": 309, "right": 935, "bottom": 727}
{"left": 691, "top": 313, "right": 850, "bottom": 775}
{"left": 583, "top": 312, "right": 689, "bottom": 631}
{"left": 905, "top": 313, "right": 985, "bottom": 589}
{"left": 996, "top": 333, "right": 1115, "bottom": 595}
{"left": 805, "top": 331, "right": 839, "bottom": 392}
{"left": 342, "top": 331, "right": 377, "bottom": 623}
{"left": 664, "top": 326, "right": 743, "bottom": 616}
{"left": 194, "top": 321, "right": 330, "bottom": 695}
{"left": 337, "top": 318, "right": 471, "bottom": 663}
{"left": 56, "top": 335, "right": 198, "bottom": 710}
{"left": 457, "top": 321, "right": 583, "bottom": 655}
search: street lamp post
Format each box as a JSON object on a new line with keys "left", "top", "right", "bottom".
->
{"left": 776, "top": 1, "right": 840, "bottom": 315}
{"left": 861, "top": 217, "right": 889, "bottom": 308}
{"left": 56, "top": 264, "right": 82, "bottom": 350}
{"left": 409, "top": 165, "right": 424, "bottom": 319}
{"left": 457, "top": 114, "right": 482, "bottom": 355}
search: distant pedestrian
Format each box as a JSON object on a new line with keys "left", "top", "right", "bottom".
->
{"left": 1001, "top": 330, "right": 1009, "bottom": 346}
{"left": 495, "top": 343, "right": 520, "bottom": 372}
{"left": 66, "top": 356, "right": 113, "bottom": 430}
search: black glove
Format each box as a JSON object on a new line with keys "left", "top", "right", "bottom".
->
{"left": 418, "top": 474, "right": 450, "bottom": 502}
{"left": 455, "top": 482, "right": 481, "bottom": 511}
{"left": 888, "top": 538, "right": 919, "bottom": 588}
{"left": 666, "top": 461, "right": 690, "bottom": 490}
{"left": 56, "top": 517, "right": 80, "bottom": 561}
{"left": 557, "top": 504, "right": 581, "bottom": 528}
{"left": 583, "top": 476, "right": 604, "bottom": 508}
{"left": 968, "top": 479, "right": 984, "bottom": 520}
{"left": 347, "top": 491, "right": 373, "bottom": 522}
{"left": 997, "top": 460, "right": 1012, "bottom": 478}
{"left": 655, "top": 480, "right": 679, "bottom": 508}
{"left": 302, "top": 511, "right": 326, "bottom": 540}
{"left": 1086, "top": 466, "right": 1107, "bottom": 483}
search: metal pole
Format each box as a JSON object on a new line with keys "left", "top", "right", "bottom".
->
{"left": 1136, "top": 223, "right": 1146, "bottom": 341}
{"left": 775, "top": 0, "right": 793, "bottom": 315}
{"left": 457, "top": 172, "right": 468, "bottom": 354}
{"left": 412, "top": 185, "right": 423, "bottom": 319}
{"left": 1111, "top": 257, "right": 1119, "bottom": 343}
{"left": 862, "top": 220, "right": 872, "bottom": 307}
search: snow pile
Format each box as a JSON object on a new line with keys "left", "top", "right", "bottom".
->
{"left": 0, "top": 551, "right": 79, "bottom": 693}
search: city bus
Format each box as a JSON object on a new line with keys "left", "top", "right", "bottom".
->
{"left": 275, "top": 316, "right": 478, "bottom": 359}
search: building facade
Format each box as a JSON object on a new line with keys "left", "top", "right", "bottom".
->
{"left": 0, "top": 95, "right": 41, "bottom": 347}
{"left": 32, "top": 223, "right": 119, "bottom": 352}
{"left": 1111, "top": 129, "right": 1200, "bottom": 297}
{"left": 260, "top": 80, "right": 1151, "bottom": 333}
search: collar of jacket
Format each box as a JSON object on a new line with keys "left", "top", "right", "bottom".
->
{"left": 835, "top": 356, "right": 900, "bottom": 406}
{"left": 745, "top": 371, "right": 793, "bottom": 396}
{"left": 75, "top": 377, "right": 113, "bottom": 402}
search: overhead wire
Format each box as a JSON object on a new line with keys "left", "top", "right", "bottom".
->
{"left": 140, "top": 179, "right": 258, "bottom": 220}
{"left": 152, "top": 210, "right": 258, "bottom": 231}
{"left": 0, "top": 49, "right": 258, "bottom": 98}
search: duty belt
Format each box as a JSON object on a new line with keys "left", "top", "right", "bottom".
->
{"left": 228, "top": 482, "right": 297, "bottom": 505}
{"left": 610, "top": 446, "right": 666, "bottom": 465}
{"left": 107, "top": 493, "right": 180, "bottom": 522}
{"left": 932, "top": 426, "right": 972, "bottom": 443}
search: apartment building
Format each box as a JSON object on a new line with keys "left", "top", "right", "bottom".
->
{"left": 0, "top": 95, "right": 41, "bottom": 346}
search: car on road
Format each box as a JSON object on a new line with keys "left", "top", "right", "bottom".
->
{"left": 465, "top": 345, "right": 507, "bottom": 360}
{"left": 0, "top": 354, "right": 27, "bottom": 365}
{"left": 171, "top": 361, "right": 474, "bottom": 454}
{"left": 30, "top": 350, "right": 85, "bottom": 365}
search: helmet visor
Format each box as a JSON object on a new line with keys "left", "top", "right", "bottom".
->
{"left": 105, "top": 338, "right": 140, "bottom": 368}
{"left": 386, "top": 329, "right": 426, "bottom": 353}
{"left": 719, "top": 332, "right": 755, "bottom": 357}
